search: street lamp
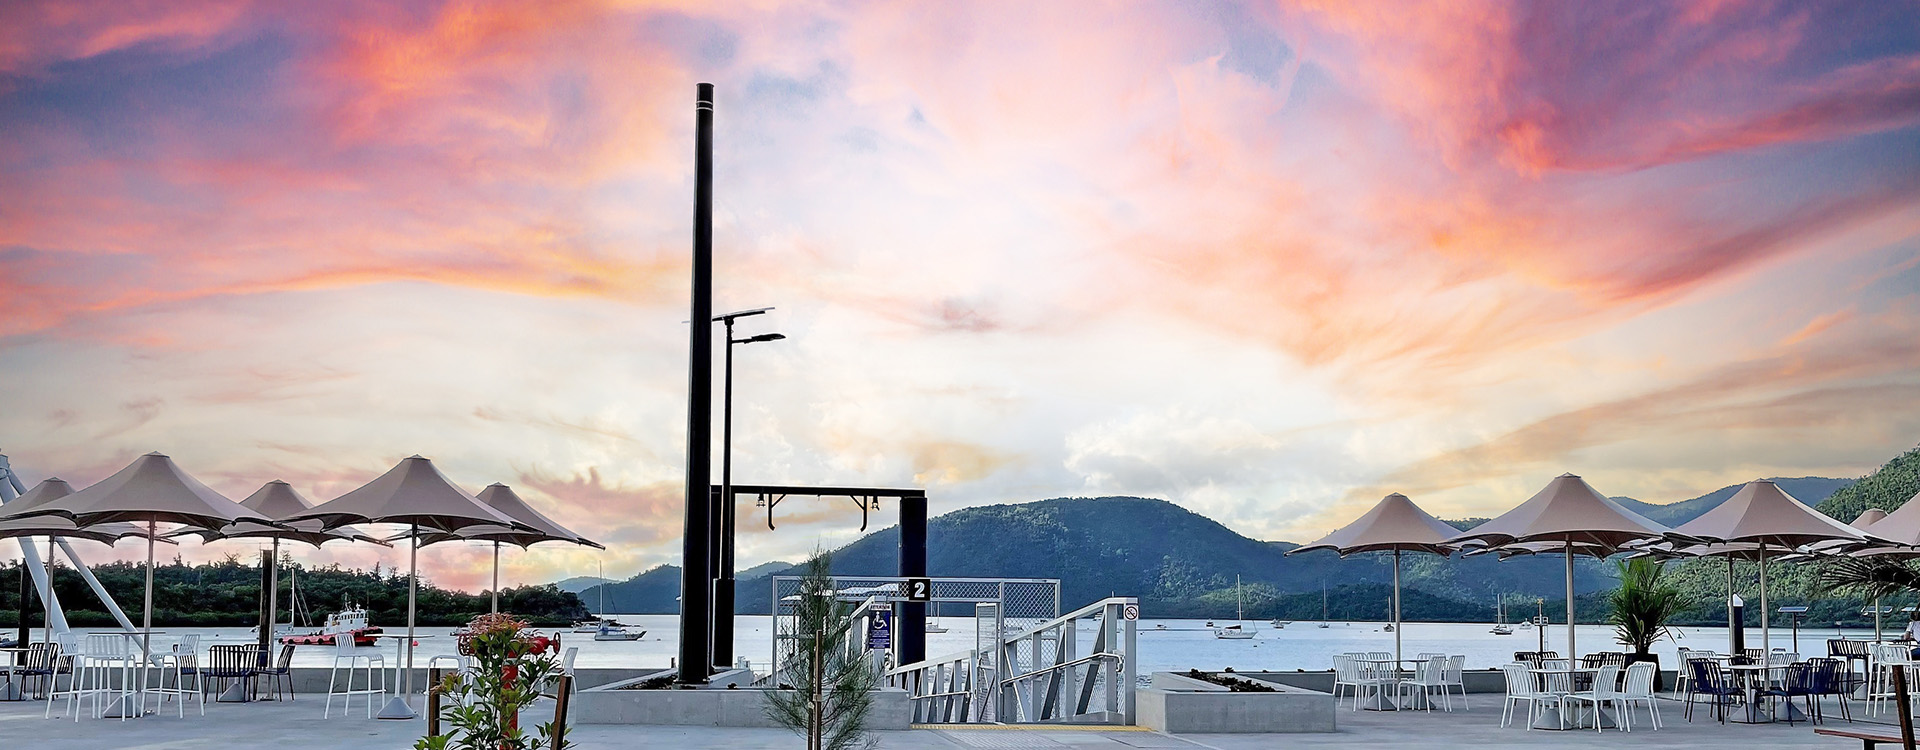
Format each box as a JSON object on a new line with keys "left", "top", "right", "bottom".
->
{"left": 710, "top": 307, "right": 783, "bottom": 669}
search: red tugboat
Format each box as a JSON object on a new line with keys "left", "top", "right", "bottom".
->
{"left": 281, "top": 604, "right": 383, "bottom": 647}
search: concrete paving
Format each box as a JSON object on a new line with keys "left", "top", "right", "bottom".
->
{"left": 0, "top": 693, "right": 1885, "bottom": 749}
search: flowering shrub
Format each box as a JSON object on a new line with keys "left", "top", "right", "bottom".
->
{"left": 417, "top": 614, "right": 571, "bottom": 750}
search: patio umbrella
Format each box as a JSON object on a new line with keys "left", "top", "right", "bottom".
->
{"left": 0, "top": 478, "right": 156, "bottom": 639}
{"left": 405, "top": 483, "right": 601, "bottom": 613}
{"left": 169, "top": 480, "right": 390, "bottom": 656}
{"left": 9, "top": 453, "right": 271, "bottom": 666}
{"left": 280, "top": 455, "right": 522, "bottom": 720}
{"left": 1446, "top": 473, "right": 1675, "bottom": 661}
{"left": 1287, "top": 492, "right": 1458, "bottom": 664}
{"left": 0, "top": 480, "right": 176, "bottom": 641}
{"left": 1669, "top": 479, "right": 1866, "bottom": 658}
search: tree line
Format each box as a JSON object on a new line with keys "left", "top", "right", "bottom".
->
{"left": 0, "top": 556, "right": 589, "bottom": 628}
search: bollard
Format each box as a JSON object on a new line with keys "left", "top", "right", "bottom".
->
{"left": 549, "top": 674, "right": 573, "bottom": 750}
{"left": 426, "top": 666, "right": 442, "bottom": 738}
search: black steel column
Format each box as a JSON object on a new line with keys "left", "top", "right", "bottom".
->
{"left": 677, "top": 82, "right": 717, "bottom": 684}
{"left": 898, "top": 495, "right": 928, "bottom": 665}
{"left": 709, "top": 318, "right": 736, "bottom": 668}
{"left": 256, "top": 549, "right": 274, "bottom": 658}
{"left": 14, "top": 552, "right": 29, "bottom": 662}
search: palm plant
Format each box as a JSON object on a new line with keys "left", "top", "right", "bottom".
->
{"left": 1608, "top": 558, "right": 1688, "bottom": 655}
{"left": 1819, "top": 557, "right": 1920, "bottom": 600}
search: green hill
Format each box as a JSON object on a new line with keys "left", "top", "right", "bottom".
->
{"left": 574, "top": 458, "right": 1901, "bottom": 623}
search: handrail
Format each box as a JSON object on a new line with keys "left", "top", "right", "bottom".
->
{"left": 887, "top": 596, "right": 1137, "bottom": 725}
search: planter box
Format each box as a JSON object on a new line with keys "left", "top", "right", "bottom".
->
{"left": 571, "top": 676, "right": 910, "bottom": 728}
{"left": 1138, "top": 672, "right": 1335, "bottom": 733}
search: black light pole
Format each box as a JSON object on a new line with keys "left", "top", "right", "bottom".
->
{"left": 677, "top": 82, "right": 716, "bottom": 684}
{"left": 710, "top": 309, "right": 783, "bottom": 668}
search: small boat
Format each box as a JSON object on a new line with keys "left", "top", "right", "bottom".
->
{"left": 1383, "top": 623, "right": 1395, "bottom": 632}
{"left": 281, "top": 604, "right": 382, "bottom": 647}
{"left": 1491, "top": 595, "right": 1513, "bottom": 635}
{"left": 924, "top": 603, "right": 949, "bottom": 634}
{"left": 1270, "top": 619, "right": 1290, "bottom": 629}
{"left": 1213, "top": 576, "right": 1256, "bottom": 640}
{"left": 1316, "top": 582, "right": 1330, "bottom": 628}
{"left": 593, "top": 622, "right": 644, "bottom": 641}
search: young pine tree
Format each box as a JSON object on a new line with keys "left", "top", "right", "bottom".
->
{"left": 763, "top": 553, "right": 878, "bottom": 750}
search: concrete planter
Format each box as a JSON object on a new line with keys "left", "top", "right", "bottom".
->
{"left": 571, "top": 676, "right": 911, "bottom": 728}
{"left": 1138, "top": 672, "right": 1335, "bottom": 733}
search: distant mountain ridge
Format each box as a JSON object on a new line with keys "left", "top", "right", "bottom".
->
{"left": 580, "top": 473, "right": 1855, "bottom": 618}
{"left": 553, "top": 576, "right": 612, "bottom": 594}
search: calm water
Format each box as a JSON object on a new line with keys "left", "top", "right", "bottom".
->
{"left": 19, "top": 617, "right": 1876, "bottom": 673}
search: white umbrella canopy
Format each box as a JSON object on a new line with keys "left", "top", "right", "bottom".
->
{"left": 1669, "top": 479, "right": 1868, "bottom": 657}
{"left": 0, "top": 477, "right": 77, "bottom": 519}
{"left": 0, "top": 480, "right": 176, "bottom": 545}
{"left": 8, "top": 453, "right": 272, "bottom": 663}
{"left": 280, "top": 455, "right": 521, "bottom": 719}
{"left": 1446, "top": 473, "right": 1675, "bottom": 661}
{"left": 172, "top": 481, "right": 387, "bottom": 547}
{"left": 282, "top": 456, "right": 521, "bottom": 532}
{"left": 403, "top": 483, "right": 601, "bottom": 613}
{"left": 1287, "top": 493, "right": 1458, "bottom": 664}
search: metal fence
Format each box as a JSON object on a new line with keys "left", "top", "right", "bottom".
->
{"left": 763, "top": 576, "right": 1060, "bottom": 687}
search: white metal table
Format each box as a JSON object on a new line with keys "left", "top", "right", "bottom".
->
{"left": 1527, "top": 667, "right": 1613, "bottom": 730}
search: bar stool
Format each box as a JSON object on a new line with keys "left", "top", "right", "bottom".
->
{"left": 147, "top": 635, "right": 204, "bottom": 717}
{"left": 324, "top": 633, "right": 385, "bottom": 718}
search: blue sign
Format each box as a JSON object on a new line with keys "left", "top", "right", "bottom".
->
{"left": 866, "top": 610, "right": 893, "bottom": 650}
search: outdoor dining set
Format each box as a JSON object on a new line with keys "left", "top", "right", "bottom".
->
{"left": 1, "top": 632, "right": 294, "bottom": 721}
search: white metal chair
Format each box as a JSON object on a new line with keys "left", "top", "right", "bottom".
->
{"left": 1398, "top": 655, "right": 1449, "bottom": 712}
{"left": 145, "top": 634, "right": 204, "bottom": 717}
{"left": 1331, "top": 655, "right": 1358, "bottom": 707}
{"left": 55, "top": 634, "right": 135, "bottom": 722}
{"left": 1562, "top": 664, "right": 1621, "bottom": 732}
{"left": 1443, "top": 654, "right": 1467, "bottom": 709}
{"left": 1500, "top": 662, "right": 1558, "bottom": 729}
{"left": 1672, "top": 647, "right": 1693, "bottom": 697}
{"left": 1619, "top": 661, "right": 1660, "bottom": 730}
{"left": 324, "top": 633, "right": 386, "bottom": 718}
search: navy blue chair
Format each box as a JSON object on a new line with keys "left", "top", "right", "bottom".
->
{"left": 1685, "top": 658, "right": 1740, "bottom": 724}
{"left": 1760, "top": 663, "right": 1816, "bottom": 726}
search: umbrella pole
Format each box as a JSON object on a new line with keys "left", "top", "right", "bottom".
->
{"left": 1877, "top": 596, "right": 1885, "bottom": 641}
{"left": 1759, "top": 543, "right": 1769, "bottom": 658}
{"left": 491, "top": 540, "right": 500, "bottom": 614}
{"left": 268, "top": 538, "right": 281, "bottom": 637}
{"left": 143, "top": 520, "right": 156, "bottom": 661}
{"left": 1564, "top": 540, "right": 1575, "bottom": 661}
{"left": 1392, "top": 549, "right": 1402, "bottom": 664}
{"left": 406, "top": 523, "right": 419, "bottom": 707}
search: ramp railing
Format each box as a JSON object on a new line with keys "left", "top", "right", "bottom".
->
{"left": 887, "top": 596, "right": 1137, "bottom": 725}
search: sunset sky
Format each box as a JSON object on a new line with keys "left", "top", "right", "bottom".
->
{"left": 3, "top": 1, "right": 1918, "bottom": 593}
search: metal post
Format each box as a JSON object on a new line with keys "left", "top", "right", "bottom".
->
{"left": 143, "top": 520, "right": 156, "bottom": 661}
{"left": 257, "top": 547, "right": 274, "bottom": 658}
{"left": 266, "top": 539, "right": 281, "bottom": 645}
{"left": 900, "top": 495, "right": 928, "bottom": 666}
{"left": 405, "top": 524, "right": 419, "bottom": 709}
{"left": 1759, "top": 543, "right": 1769, "bottom": 658}
{"left": 678, "top": 81, "right": 717, "bottom": 683}
{"left": 1392, "top": 549, "right": 1402, "bottom": 664}
{"left": 713, "top": 318, "right": 737, "bottom": 668}
{"left": 491, "top": 541, "right": 500, "bottom": 614}
{"left": 1564, "top": 540, "right": 1575, "bottom": 661}
{"left": 13, "top": 543, "right": 27, "bottom": 662}
{"left": 1728, "top": 557, "right": 1737, "bottom": 654}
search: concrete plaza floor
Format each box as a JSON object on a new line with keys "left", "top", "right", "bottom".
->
{"left": 0, "top": 694, "right": 1887, "bottom": 749}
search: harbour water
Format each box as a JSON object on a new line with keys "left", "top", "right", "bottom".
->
{"left": 20, "top": 616, "right": 1878, "bottom": 673}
